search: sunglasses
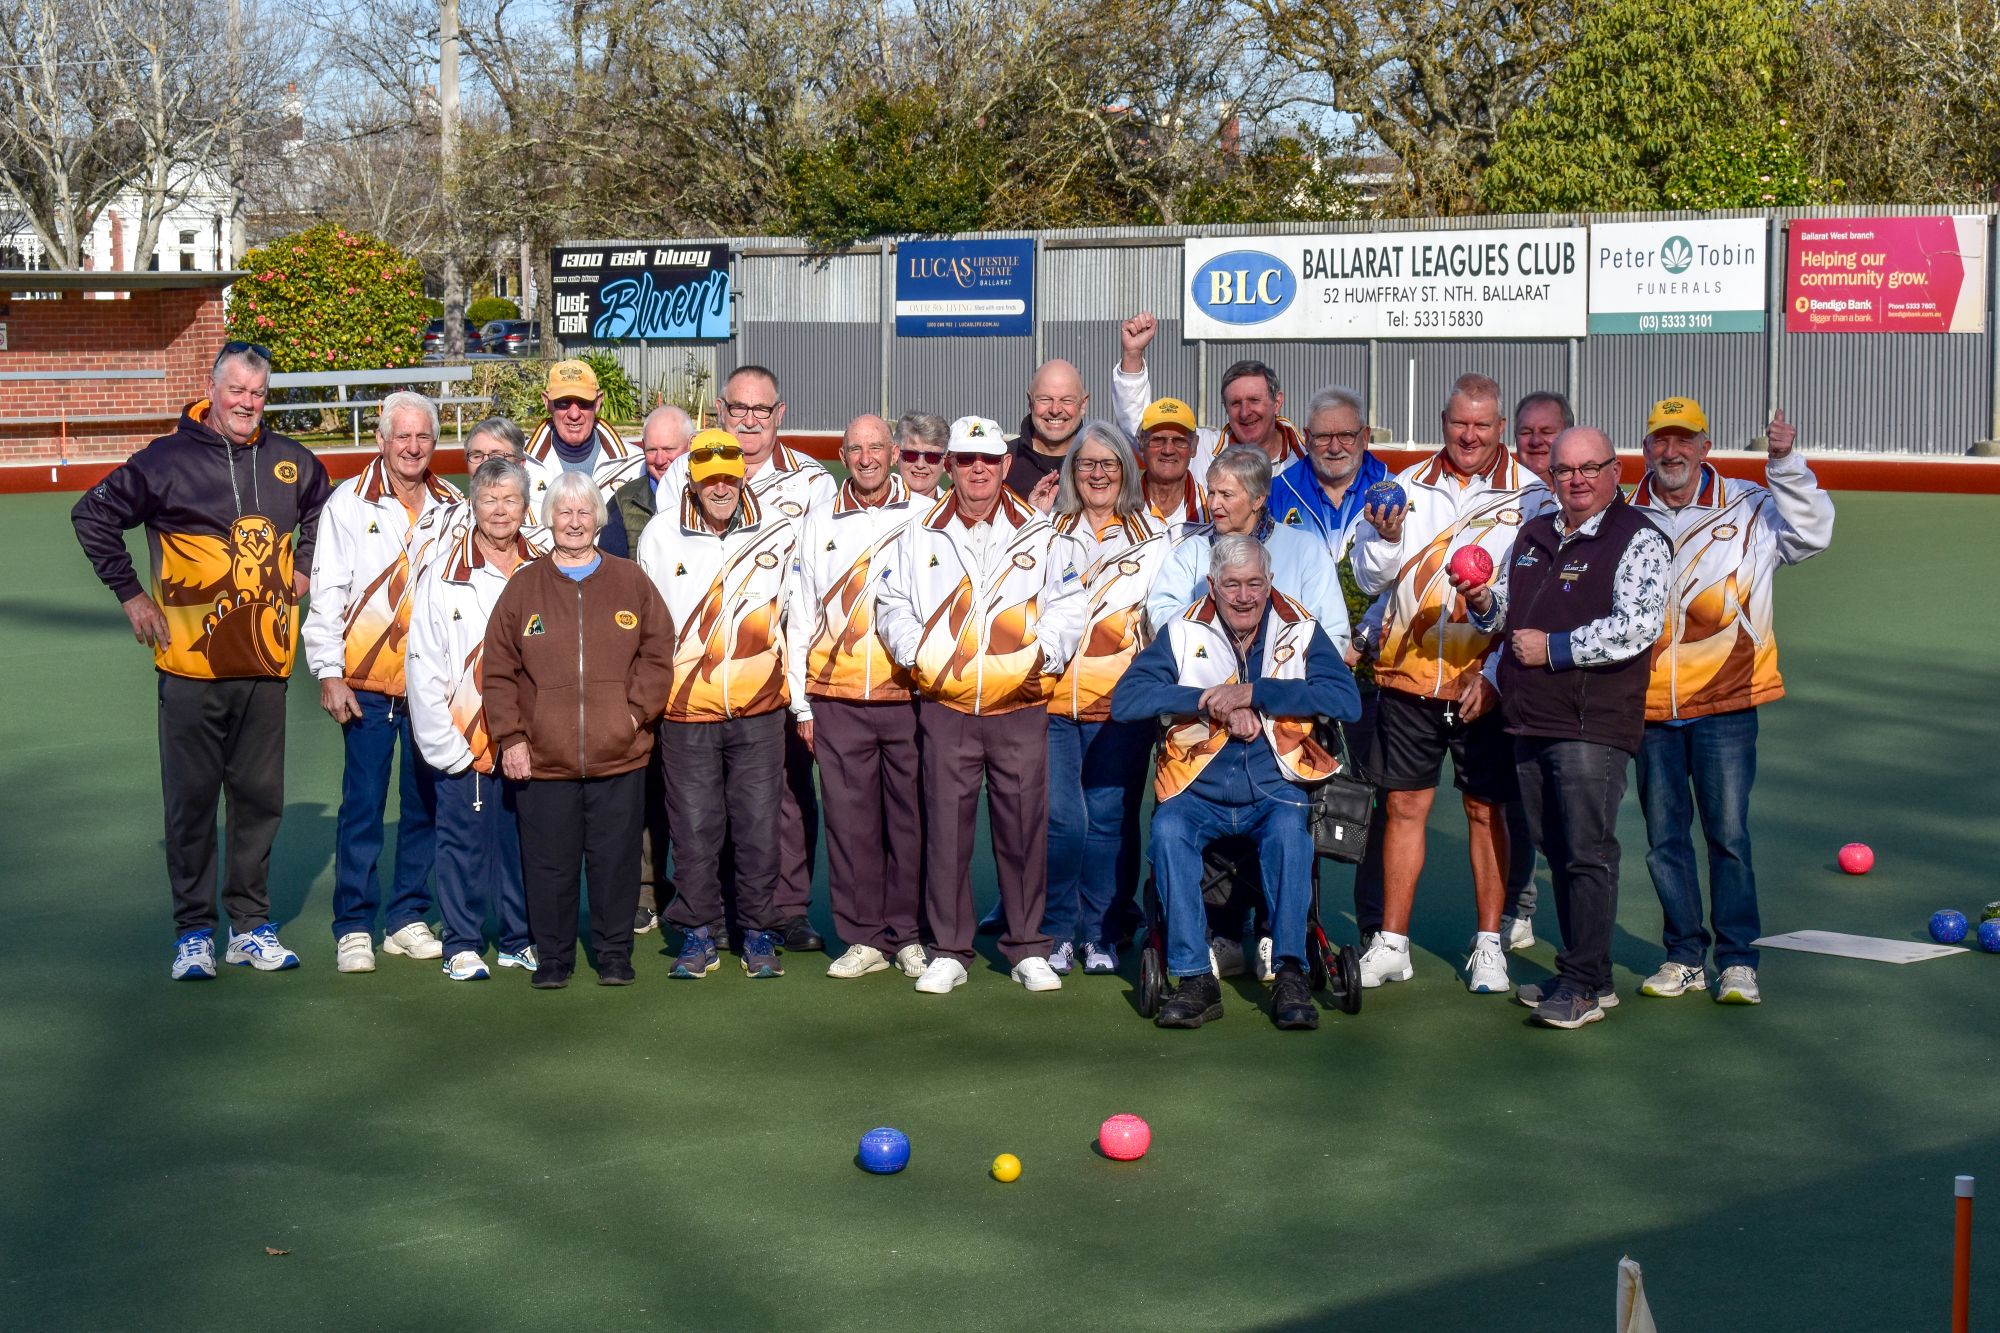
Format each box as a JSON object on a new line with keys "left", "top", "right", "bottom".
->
{"left": 220, "top": 340, "right": 271, "bottom": 360}
{"left": 690, "top": 444, "right": 744, "bottom": 464}
{"left": 550, "top": 396, "right": 596, "bottom": 413}
{"left": 901, "top": 450, "right": 945, "bottom": 465}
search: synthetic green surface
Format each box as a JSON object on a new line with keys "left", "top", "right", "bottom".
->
{"left": 2, "top": 490, "right": 1996, "bottom": 1331}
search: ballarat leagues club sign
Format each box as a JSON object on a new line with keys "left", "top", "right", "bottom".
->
{"left": 549, "top": 243, "right": 732, "bottom": 341}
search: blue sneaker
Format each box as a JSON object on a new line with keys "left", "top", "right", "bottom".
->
{"left": 224, "top": 924, "right": 299, "bottom": 972}
{"left": 496, "top": 945, "right": 538, "bottom": 972}
{"left": 671, "top": 927, "right": 720, "bottom": 979}
{"left": 742, "top": 929, "right": 784, "bottom": 979}
{"left": 171, "top": 928, "right": 217, "bottom": 981}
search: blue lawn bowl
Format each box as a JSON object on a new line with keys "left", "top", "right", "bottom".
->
{"left": 1978, "top": 920, "right": 2000, "bottom": 954}
{"left": 1364, "top": 480, "right": 1407, "bottom": 513}
{"left": 1930, "top": 910, "right": 1969, "bottom": 945}
{"left": 858, "top": 1127, "right": 911, "bottom": 1175}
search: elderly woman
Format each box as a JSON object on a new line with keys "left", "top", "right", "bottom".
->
{"left": 1043, "top": 421, "right": 1173, "bottom": 976}
{"left": 407, "top": 458, "right": 548, "bottom": 980}
{"left": 894, "top": 411, "right": 949, "bottom": 499}
{"left": 482, "top": 469, "right": 674, "bottom": 988}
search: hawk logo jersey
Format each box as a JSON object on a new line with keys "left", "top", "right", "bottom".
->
{"left": 303, "top": 457, "right": 462, "bottom": 697}
{"left": 785, "top": 475, "right": 919, "bottom": 715}
{"left": 1047, "top": 510, "right": 1172, "bottom": 722}
{"left": 1630, "top": 456, "right": 1834, "bottom": 720}
{"left": 1153, "top": 591, "right": 1341, "bottom": 801}
{"left": 521, "top": 419, "right": 645, "bottom": 517}
{"left": 874, "top": 489, "right": 1087, "bottom": 716}
{"left": 405, "top": 526, "right": 550, "bottom": 775}
{"left": 1351, "top": 448, "right": 1547, "bottom": 701}
{"left": 638, "top": 486, "right": 799, "bottom": 722}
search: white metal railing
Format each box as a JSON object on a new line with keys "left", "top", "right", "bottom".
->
{"left": 265, "top": 367, "right": 489, "bottom": 447}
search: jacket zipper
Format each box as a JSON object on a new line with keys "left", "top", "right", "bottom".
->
{"left": 575, "top": 578, "right": 588, "bottom": 778}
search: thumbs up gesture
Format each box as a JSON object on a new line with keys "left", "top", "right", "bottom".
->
{"left": 1767, "top": 408, "right": 1796, "bottom": 458}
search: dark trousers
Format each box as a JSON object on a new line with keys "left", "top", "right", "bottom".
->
{"left": 638, "top": 733, "right": 673, "bottom": 914}
{"left": 772, "top": 722, "right": 820, "bottom": 921}
{"left": 1514, "top": 738, "right": 1629, "bottom": 994}
{"left": 1503, "top": 798, "right": 1540, "bottom": 920}
{"left": 920, "top": 704, "right": 1051, "bottom": 966}
{"left": 659, "top": 711, "right": 786, "bottom": 937}
{"left": 433, "top": 766, "right": 530, "bottom": 958}
{"left": 813, "top": 698, "right": 923, "bottom": 955}
{"left": 1346, "top": 689, "right": 1390, "bottom": 936}
{"left": 516, "top": 768, "right": 645, "bottom": 971}
{"left": 331, "top": 688, "right": 437, "bottom": 940}
{"left": 158, "top": 673, "right": 287, "bottom": 937}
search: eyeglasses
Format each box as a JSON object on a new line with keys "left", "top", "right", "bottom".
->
{"left": 1550, "top": 460, "right": 1617, "bottom": 481}
{"left": 220, "top": 340, "right": 270, "bottom": 360}
{"left": 1308, "top": 429, "right": 1367, "bottom": 448}
{"left": 689, "top": 443, "right": 743, "bottom": 464}
{"left": 550, "top": 397, "right": 595, "bottom": 413}
{"left": 1074, "top": 458, "right": 1121, "bottom": 475}
{"left": 1145, "top": 433, "right": 1193, "bottom": 452}
{"left": 1030, "top": 395, "right": 1083, "bottom": 411}
{"left": 901, "top": 450, "right": 944, "bottom": 465}
{"left": 720, "top": 399, "right": 779, "bottom": 420}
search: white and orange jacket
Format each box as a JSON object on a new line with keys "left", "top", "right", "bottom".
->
{"left": 304, "top": 458, "right": 462, "bottom": 696}
{"left": 785, "top": 475, "right": 921, "bottom": 719}
{"left": 657, "top": 440, "right": 838, "bottom": 527}
{"left": 1630, "top": 455, "right": 1834, "bottom": 721}
{"left": 875, "top": 489, "right": 1087, "bottom": 716}
{"left": 1351, "top": 448, "right": 1546, "bottom": 701}
{"left": 405, "top": 526, "right": 550, "bottom": 775}
{"left": 1047, "top": 510, "right": 1173, "bottom": 722}
{"left": 522, "top": 419, "right": 645, "bottom": 519}
{"left": 639, "top": 486, "right": 799, "bottom": 723}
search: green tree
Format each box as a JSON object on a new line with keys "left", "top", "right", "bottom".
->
{"left": 227, "top": 223, "right": 429, "bottom": 371}
{"left": 1664, "top": 117, "right": 1832, "bottom": 207}
{"left": 467, "top": 296, "right": 520, "bottom": 324}
{"left": 781, "top": 92, "right": 995, "bottom": 247}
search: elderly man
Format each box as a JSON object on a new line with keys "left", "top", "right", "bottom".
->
{"left": 1351, "top": 372, "right": 1543, "bottom": 995}
{"left": 1114, "top": 312, "right": 1306, "bottom": 481}
{"left": 1512, "top": 391, "right": 1571, "bottom": 486}
{"left": 1270, "top": 386, "right": 1390, "bottom": 556}
{"left": 787, "top": 415, "right": 927, "bottom": 980}
{"left": 522, "top": 359, "right": 643, "bottom": 558}
{"left": 876, "top": 415, "right": 1087, "bottom": 995}
{"left": 1136, "top": 397, "right": 1209, "bottom": 538}
{"left": 73, "top": 342, "right": 332, "bottom": 978}
{"left": 1113, "top": 535, "right": 1361, "bottom": 1029}
{"left": 304, "top": 391, "right": 463, "bottom": 973}
{"left": 1630, "top": 400, "right": 1833, "bottom": 1006}
{"left": 895, "top": 411, "right": 949, "bottom": 499}
{"left": 640, "top": 429, "right": 803, "bottom": 980}
{"left": 1004, "top": 359, "right": 1090, "bottom": 507}
{"left": 1461, "top": 428, "right": 1668, "bottom": 1029}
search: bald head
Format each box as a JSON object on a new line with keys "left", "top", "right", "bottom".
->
{"left": 841, "top": 412, "right": 899, "bottom": 501}
{"left": 1026, "top": 358, "right": 1087, "bottom": 449}
{"left": 1550, "top": 426, "right": 1620, "bottom": 525}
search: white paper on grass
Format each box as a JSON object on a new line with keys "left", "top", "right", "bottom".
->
{"left": 1753, "top": 930, "right": 1969, "bottom": 964}
{"left": 1617, "top": 1255, "right": 1658, "bottom": 1333}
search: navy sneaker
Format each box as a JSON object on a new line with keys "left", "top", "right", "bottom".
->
{"left": 742, "top": 929, "right": 784, "bottom": 978}
{"left": 671, "top": 927, "right": 720, "bottom": 979}
{"left": 1532, "top": 982, "right": 1606, "bottom": 1030}
{"left": 171, "top": 928, "right": 217, "bottom": 981}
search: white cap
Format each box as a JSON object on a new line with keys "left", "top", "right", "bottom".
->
{"left": 947, "top": 415, "right": 1008, "bottom": 457}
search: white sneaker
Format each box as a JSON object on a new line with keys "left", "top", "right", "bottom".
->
{"left": 1714, "top": 965, "right": 1761, "bottom": 1005}
{"left": 1640, "top": 961, "right": 1708, "bottom": 998}
{"left": 1209, "top": 936, "right": 1249, "bottom": 978}
{"left": 497, "top": 946, "right": 538, "bottom": 971}
{"left": 1499, "top": 914, "right": 1536, "bottom": 952}
{"left": 335, "top": 931, "right": 376, "bottom": 974}
{"left": 1358, "top": 934, "right": 1413, "bottom": 988}
{"left": 914, "top": 956, "right": 968, "bottom": 994}
{"left": 1255, "top": 935, "right": 1277, "bottom": 983}
{"left": 382, "top": 921, "right": 444, "bottom": 960}
{"left": 224, "top": 924, "right": 299, "bottom": 972}
{"left": 1465, "top": 936, "right": 1512, "bottom": 994}
{"left": 1010, "top": 956, "right": 1063, "bottom": 992}
{"left": 171, "top": 929, "right": 217, "bottom": 981}
{"left": 443, "top": 950, "right": 490, "bottom": 981}
{"left": 894, "top": 943, "right": 929, "bottom": 978}
{"left": 827, "top": 944, "right": 890, "bottom": 979}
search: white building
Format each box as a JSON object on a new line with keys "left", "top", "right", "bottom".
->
{"left": 1, "top": 166, "right": 233, "bottom": 273}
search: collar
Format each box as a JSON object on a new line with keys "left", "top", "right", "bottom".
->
{"left": 527, "top": 418, "right": 629, "bottom": 463}
{"left": 834, "top": 473, "right": 909, "bottom": 515}
{"left": 188, "top": 398, "right": 265, "bottom": 451}
{"left": 1218, "top": 416, "right": 1306, "bottom": 461}
{"left": 1197, "top": 511, "right": 1278, "bottom": 544}
{"left": 1553, "top": 496, "right": 1620, "bottom": 541}
{"left": 443, "top": 526, "right": 545, "bottom": 582}
{"left": 1632, "top": 461, "right": 1721, "bottom": 510}
{"left": 679, "top": 483, "right": 764, "bottom": 536}
{"left": 1148, "top": 472, "right": 1208, "bottom": 523}
{"left": 1053, "top": 508, "right": 1152, "bottom": 543}
{"left": 356, "top": 455, "right": 454, "bottom": 507}
{"left": 923, "top": 487, "right": 1034, "bottom": 532}
{"left": 1416, "top": 445, "right": 1516, "bottom": 490}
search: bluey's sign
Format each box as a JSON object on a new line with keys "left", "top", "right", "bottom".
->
{"left": 895, "top": 239, "right": 1033, "bottom": 337}
{"left": 548, "top": 243, "right": 732, "bottom": 341}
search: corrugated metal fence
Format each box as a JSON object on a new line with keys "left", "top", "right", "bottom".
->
{"left": 563, "top": 207, "right": 2000, "bottom": 454}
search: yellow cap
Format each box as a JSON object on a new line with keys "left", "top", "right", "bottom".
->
{"left": 1140, "top": 397, "right": 1197, "bottom": 437}
{"left": 545, "top": 359, "right": 601, "bottom": 399}
{"left": 1646, "top": 396, "right": 1708, "bottom": 437}
{"left": 687, "top": 428, "right": 745, "bottom": 483}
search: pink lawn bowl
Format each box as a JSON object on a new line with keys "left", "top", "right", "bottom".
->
{"left": 1447, "top": 545, "right": 1494, "bottom": 587}
{"left": 1098, "top": 1114, "right": 1151, "bottom": 1161}
{"left": 1838, "top": 843, "right": 1875, "bottom": 875}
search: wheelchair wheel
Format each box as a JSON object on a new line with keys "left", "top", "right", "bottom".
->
{"left": 1138, "top": 944, "right": 1166, "bottom": 1018}
{"left": 1308, "top": 932, "right": 1330, "bottom": 992}
{"left": 1336, "top": 944, "right": 1363, "bottom": 1015}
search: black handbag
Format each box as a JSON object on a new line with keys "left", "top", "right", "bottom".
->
{"left": 1309, "top": 722, "right": 1375, "bottom": 864}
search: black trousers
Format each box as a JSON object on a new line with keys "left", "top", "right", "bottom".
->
{"left": 516, "top": 767, "right": 645, "bottom": 971}
{"left": 158, "top": 673, "right": 287, "bottom": 937}
{"left": 659, "top": 710, "right": 786, "bottom": 937}
{"left": 1513, "top": 737, "right": 1629, "bottom": 994}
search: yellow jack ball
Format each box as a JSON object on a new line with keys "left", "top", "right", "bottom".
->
{"left": 991, "top": 1153, "right": 1022, "bottom": 1183}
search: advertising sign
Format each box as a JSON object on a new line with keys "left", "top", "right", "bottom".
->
{"left": 548, "top": 243, "right": 731, "bottom": 341}
{"left": 1588, "top": 218, "right": 1767, "bottom": 334}
{"left": 1181, "top": 227, "right": 1587, "bottom": 340}
{"left": 895, "top": 239, "right": 1034, "bottom": 337}
{"left": 1785, "top": 216, "right": 1987, "bottom": 333}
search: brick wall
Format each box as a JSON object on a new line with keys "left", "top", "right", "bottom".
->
{"left": 0, "top": 288, "right": 224, "bottom": 463}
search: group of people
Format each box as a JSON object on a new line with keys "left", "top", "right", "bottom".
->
{"left": 71, "top": 314, "right": 1834, "bottom": 1031}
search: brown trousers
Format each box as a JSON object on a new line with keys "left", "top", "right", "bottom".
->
{"left": 919, "top": 703, "right": 1051, "bottom": 966}
{"left": 813, "top": 697, "right": 923, "bottom": 955}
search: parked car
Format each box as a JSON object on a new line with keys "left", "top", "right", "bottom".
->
{"left": 422, "top": 318, "right": 483, "bottom": 356}
{"left": 480, "top": 319, "right": 541, "bottom": 356}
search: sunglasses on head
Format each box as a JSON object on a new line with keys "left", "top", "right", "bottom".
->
{"left": 220, "top": 340, "right": 270, "bottom": 360}
{"left": 690, "top": 443, "right": 743, "bottom": 464}
{"left": 901, "top": 450, "right": 944, "bottom": 465}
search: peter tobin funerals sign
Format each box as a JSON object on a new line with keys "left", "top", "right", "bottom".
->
{"left": 1588, "top": 219, "right": 1767, "bottom": 334}
{"left": 1785, "top": 216, "right": 1987, "bottom": 333}
{"left": 549, "top": 243, "right": 732, "bottom": 340}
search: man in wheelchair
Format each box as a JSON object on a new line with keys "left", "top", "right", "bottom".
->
{"left": 1112, "top": 534, "right": 1361, "bottom": 1029}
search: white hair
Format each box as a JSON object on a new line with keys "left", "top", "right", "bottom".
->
{"left": 1207, "top": 445, "right": 1272, "bottom": 505}
{"left": 540, "top": 468, "right": 607, "bottom": 531}
{"left": 1209, "top": 533, "right": 1271, "bottom": 579}
{"left": 643, "top": 404, "right": 695, "bottom": 443}
{"left": 469, "top": 457, "right": 530, "bottom": 502}
{"left": 377, "top": 390, "right": 439, "bottom": 443}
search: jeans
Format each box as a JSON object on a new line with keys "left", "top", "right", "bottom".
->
{"left": 1044, "top": 717, "right": 1152, "bottom": 945}
{"left": 1514, "top": 738, "right": 1628, "bottom": 994}
{"left": 1150, "top": 791, "right": 1313, "bottom": 979}
{"left": 1636, "top": 709, "right": 1761, "bottom": 969}
{"left": 432, "top": 766, "right": 530, "bottom": 958}
{"left": 331, "top": 689, "right": 437, "bottom": 941}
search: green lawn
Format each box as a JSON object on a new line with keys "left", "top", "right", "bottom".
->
{"left": 1, "top": 489, "right": 1995, "bottom": 1331}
